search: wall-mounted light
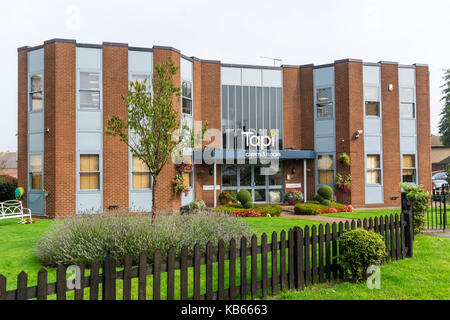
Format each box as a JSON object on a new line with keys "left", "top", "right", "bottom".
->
{"left": 354, "top": 130, "right": 363, "bottom": 140}
{"left": 291, "top": 168, "right": 296, "bottom": 175}
{"left": 209, "top": 168, "right": 214, "bottom": 176}
{"left": 388, "top": 84, "right": 393, "bottom": 92}
{"left": 44, "top": 128, "right": 50, "bottom": 134}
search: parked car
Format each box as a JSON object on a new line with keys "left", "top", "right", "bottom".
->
{"left": 432, "top": 171, "right": 448, "bottom": 190}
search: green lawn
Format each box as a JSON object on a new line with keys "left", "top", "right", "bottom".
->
{"left": 322, "top": 208, "right": 401, "bottom": 220}
{"left": 0, "top": 214, "right": 448, "bottom": 300}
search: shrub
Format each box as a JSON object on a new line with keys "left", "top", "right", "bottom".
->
{"left": 317, "top": 185, "right": 333, "bottom": 200}
{"left": 237, "top": 190, "right": 253, "bottom": 207}
{"left": 243, "top": 202, "right": 254, "bottom": 209}
{"left": 0, "top": 177, "right": 17, "bottom": 202}
{"left": 399, "top": 183, "right": 431, "bottom": 234}
{"left": 35, "top": 212, "right": 255, "bottom": 267}
{"left": 338, "top": 228, "right": 387, "bottom": 282}
{"left": 294, "top": 201, "right": 344, "bottom": 215}
{"left": 214, "top": 204, "right": 282, "bottom": 217}
{"left": 189, "top": 200, "right": 206, "bottom": 213}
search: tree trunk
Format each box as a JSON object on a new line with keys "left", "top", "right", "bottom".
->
{"left": 151, "top": 176, "right": 157, "bottom": 223}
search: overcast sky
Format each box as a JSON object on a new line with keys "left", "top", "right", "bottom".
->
{"left": 0, "top": 0, "right": 448, "bottom": 151}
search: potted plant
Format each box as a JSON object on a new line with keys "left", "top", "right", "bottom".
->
{"left": 339, "top": 152, "right": 350, "bottom": 166}
{"left": 218, "top": 191, "right": 233, "bottom": 205}
{"left": 335, "top": 174, "right": 352, "bottom": 193}
{"left": 284, "top": 189, "right": 304, "bottom": 205}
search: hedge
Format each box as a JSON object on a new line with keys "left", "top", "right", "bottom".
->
{"left": 294, "top": 201, "right": 346, "bottom": 215}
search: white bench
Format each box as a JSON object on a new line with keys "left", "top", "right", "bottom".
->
{"left": 0, "top": 200, "right": 32, "bottom": 221}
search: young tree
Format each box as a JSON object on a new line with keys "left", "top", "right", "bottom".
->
{"left": 438, "top": 68, "right": 450, "bottom": 146}
{"left": 106, "top": 58, "right": 183, "bottom": 220}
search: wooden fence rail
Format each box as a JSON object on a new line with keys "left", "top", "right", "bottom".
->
{"left": 0, "top": 212, "right": 413, "bottom": 301}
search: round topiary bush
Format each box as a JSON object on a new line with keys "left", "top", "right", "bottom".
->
{"left": 317, "top": 185, "right": 333, "bottom": 200}
{"left": 314, "top": 194, "right": 324, "bottom": 203}
{"left": 338, "top": 228, "right": 387, "bottom": 282}
{"left": 237, "top": 190, "right": 253, "bottom": 206}
{"left": 242, "top": 202, "right": 254, "bottom": 209}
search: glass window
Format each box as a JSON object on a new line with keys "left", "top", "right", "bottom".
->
{"left": 400, "top": 88, "right": 414, "bottom": 103}
{"left": 400, "top": 103, "right": 415, "bottom": 119}
{"left": 240, "top": 166, "right": 252, "bottom": 187}
{"left": 317, "top": 88, "right": 332, "bottom": 102}
{"left": 367, "top": 155, "right": 381, "bottom": 184}
{"left": 254, "top": 189, "right": 266, "bottom": 202}
{"left": 80, "top": 155, "right": 100, "bottom": 190}
{"left": 364, "top": 86, "right": 379, "bottom": 102}
{"left": 317, "top": 103, "right": 333, "bottom": 119}
{"left": 254, "top": 166, "right": 266, "bottom": 186}
{"left": 269, "top": 166, "right": 283, "bottom": 186}
{"left": 269, "top": 189, "right": 282, "bottom": 203}
{"left": 182, "top": 81, "right": 193, "bottom": 115}
{"left": 79, "top": 72, "right": 100, "bottom": 109}
{"left": 365, "top": 86, "right": 380, "bottom": 117}
{"left": 318, "top": 155, "right": 334, "bottom": 185}
{"left": 365, "top": 102, "right": 379, "bottom": 116}
{"left": 132, "top": 74, "right": 151, "bottom": 86}
{"left": 222, "top": 165, "right": 237, "bottom": 187}
{"left": 30, "top": 74, "right": 43, "bottom": 112}
{"left": 132, "top": 156, "right": 150, "bottom": 189}
{"left": 30, "top": 154, "right": 43, "bottom": 190}
{"left": 402, "top": 155, "right": 416, "bottom": 183}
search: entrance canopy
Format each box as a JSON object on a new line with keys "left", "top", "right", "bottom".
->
{"left": 193, "top": 149, "right": 315, "bottom": 162}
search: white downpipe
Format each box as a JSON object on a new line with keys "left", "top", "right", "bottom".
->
{"left": 303, "top": 159, "right": 307, "bottom": 202}
{"left": 213, "top": 160, "right": 217, "bottom": 208}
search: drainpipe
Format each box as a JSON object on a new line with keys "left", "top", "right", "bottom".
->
{"left": 213, "top": 160, "right": 217, "bottom": 208}
{"left": 303, "top": 159, "right": 307, "bottom": 202}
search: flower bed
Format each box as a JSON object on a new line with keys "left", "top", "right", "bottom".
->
{"left": 215, "top": 203, "right": 282, "bottom": 217}
{"left": 294, "top": 201, "right": 352, "bottom": 215}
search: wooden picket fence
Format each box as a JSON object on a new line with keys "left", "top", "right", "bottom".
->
{"left": 0, "top": 211, "right": 414, "bottom": 301}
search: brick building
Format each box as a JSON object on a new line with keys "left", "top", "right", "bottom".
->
{"left": 17, "top": 39, "right": 431, "bottom": 217}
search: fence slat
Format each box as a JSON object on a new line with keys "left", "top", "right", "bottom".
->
{"left": 167, "top": 248, "right": 175, "bottom": 300}
{"left": 56, "top": 265, "right": 66, "bottom": 300}
{"left": 385, "top": 215, "right": 390, "bottom": 261}
{"left": 395, "top": 214, "right": 401, "bottom": 260}
{"left": 357, "top": 220, "right": 362, "bottom": 228}
{"left": 400, "top": 213, "right": 406, "bottom": 259}
{"left": 17, "top": 271, "right": 28, "bottom": 300}
{"left": 138, "top": 252, "right": 147, "bottom": 300}
{"left": 103, "top": 255, "right": 116, "bottom": 300}
{"left": 288, "top": 229, "right": 295, "bottom": 290}
{"left": 390, "top": 215, "right": 396, "bottom": 260}
{"left": 0, "top": 275, "right": 5, "bottom": 300}
{"left": 338, "top": 222, "right": 344, "bottom": 280}
{"left": 229, "top": 239, "right": 237, "bottom": 300}
{"left": 74, "top": 264, "right": 85, "bottom": 300}
{"left": 271, "top": 232, "right": 278, "bottom": 296}
{"left": 304, "top": 226, "right": 310, "bottom": 286}
{"left": 363, "top": 218, "right": 368, "bottom": 230}
{"left": 193, "top": 245, "right": 201, "bottom": 300}
{"left": 37, "top": 268, "right": 47, "bottom": 300}
{"left": 90, "top": 260, "right": 100, "bottom": 300}
{"left": 296, "top": 228, "right": 304, "bottom": 290}
{"left": 240, "top": 237, "right": 247, "bottom": 300}
{"left": 251, "top": 235, "right": 258, "bottom": 300}
{"left": 218, "top": 241, "right": 225, "bottom": 300}
{"left": 153, "top": 250, "right": 161, "bottom": 301}
{"left": 206, "top": 242, "right": 213, "bottom": 300}
{"left": 311, "top": 225, "right": 318, "bottom": 284}
{"left": 369, "top": 218, "right": 374, "bottom": 231}
{"left": 374, "top": 217, "right": 379, "bottom": 233}
{"left": 261, "top": 233, "right": 268, "bottom": 299}
{"left": 280, "top": 230, "right": 287, "bottom": 291}
{"left": 351, "top": 220, "right": 356, "bottom": 230}
{"left": 181, "top": 246, "right": 189, "bottom": 300}
{"left": 123, "top": 254, "right": 132, "bottom": 301}
{"left": 325, "top": 224, "right": 331, "bottom": 281}
{"left": 331, "top": 223, "right": 337, "bottom": 281}
{"left": 318, "top": 225, "right": 324, "bottom": 283}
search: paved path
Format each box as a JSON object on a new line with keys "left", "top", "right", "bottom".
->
{"left": 421, "top": 229, "right": 450, "bottom": 238}
{"left": 281, "top": 207, "right": 354, "bottom": 224}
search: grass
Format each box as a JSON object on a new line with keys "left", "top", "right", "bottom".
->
{"left": 322, "top": 208, "right": 401, "bottom": 220}
{"left": 0, "top": 213, "right": 448, "bottom": 300}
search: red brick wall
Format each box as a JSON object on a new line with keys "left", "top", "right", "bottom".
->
{"left": 334, "top": 61, "right": 364, "bottom": 206}
{"left": 381, "top": 63, "right": 401, "bottom": 207}
{"left": 299, "top": 66, "right": 314, "bottom": 150}
{"left": 283, "top": 67, "right": 301, "bottom": 149}
{"left": 44, "top": 41, "right": 77, "bottom": 218}
{"left": 416, "top": 66, "right": 432, "bottom": 193}
{"left": 17, "top": 48, "right": 28, "bottom": 206}
{"left": 152, "top": 48, "right": 181, "bottom": 212}
{"left": 102, "top": 44, "right": 129, "bottom": 211}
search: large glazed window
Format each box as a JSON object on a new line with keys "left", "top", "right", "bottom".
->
{"left": 30, "top": 154, "right": 43, "bottom": 190}
{"left": 132, "top": 156, "right": 151, "bottom": 189}
{"left": 79, "top": 72, "right": 100, "bottom": 109}
{"left": 222, "top": 165, "right": 237, "bottom": 187}
{"left": 402, "top": 155, "right": 416, "bottom": 183}
{"left": 318, "top": 155, "right": 334, "bottom": 185}
{"left": 399, "top": 88, "right": 415, "bottom": 119}
{"left": 29, "top": 74, "right": 43, "bottom": 112}
{"left": 366, "top": 155, "right": 381, "bottom": 185}
{"left": 316, "top": 87, "right": 333, "bottom": 119}
{"left": 80, "top": 155, "right": 100, "bottom": 190}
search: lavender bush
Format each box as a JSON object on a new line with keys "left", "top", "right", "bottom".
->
{"left": 35, "top": 211, "right": 255, "bottom": 267}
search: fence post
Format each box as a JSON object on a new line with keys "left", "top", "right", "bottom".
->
{"left": 401, "top": 192, "right": 414, "bottom": 258}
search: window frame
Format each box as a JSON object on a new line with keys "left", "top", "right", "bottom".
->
{"left": 78, "top": 70, "right": 101, "bottom": 110}
{"left": 131, "top": 155, "right": 152, "bottom": 190}
{"left": 29, "top": 73, "right": 44, "bottom": 113}
{"left": 181, "top": 80, "right": 193, "bottom": 116}
{"left": 29, "top": 153, "right": 43, "bottom": 191}
{"left": 399, "top": 87, "right": 416, "bottom": 119}
{"left": 366, "top": 154, "right": 382, "bottom": 186}
{"left": 79, "top": 154, "right": 101, "bottom": 191}
{"left": 364, "top": 85, "right": 380, "bottom": 118}
{"left": 402, "top": 154, "right": 417, "bottom": 184}
{"left": 315, "top": 87, "right": 334, "bottom": 120}
{"left": 317, "top": 154, "right": 335, "bottom": 186}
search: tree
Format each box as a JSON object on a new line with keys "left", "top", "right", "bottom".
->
{"left": 106, "top": 58, "right": 187, "bottom": 220}
{"left": 438, "top": 68, "right": 450, "bottom": 146}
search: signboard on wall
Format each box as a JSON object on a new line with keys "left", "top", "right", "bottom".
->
{"left": 202, "top": 185, "right": 221, "bottom": 191}
{"left": 285, "top": 183, "right": 301, "bottom": 189}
